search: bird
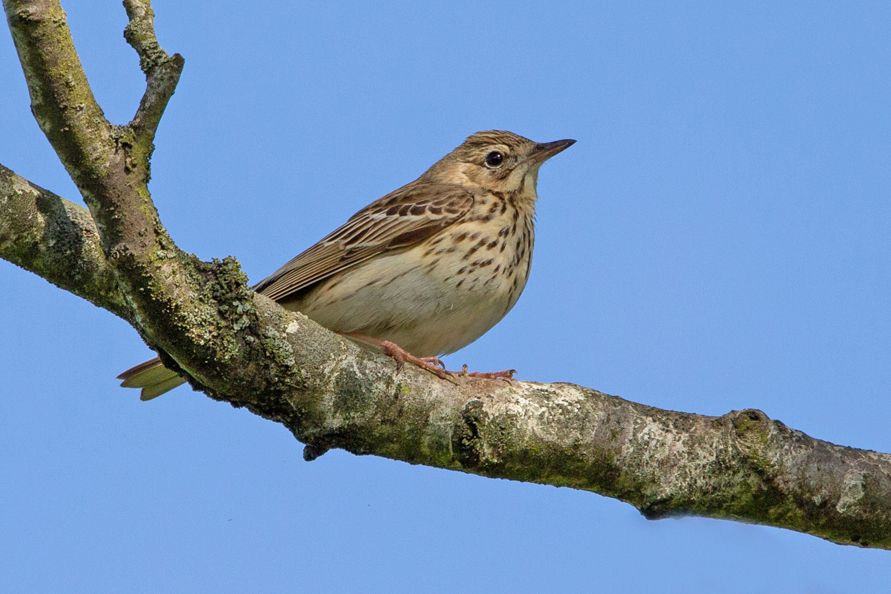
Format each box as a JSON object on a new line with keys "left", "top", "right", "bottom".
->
{"left": 118, "top": 130, "right": 575, "bottom": 400}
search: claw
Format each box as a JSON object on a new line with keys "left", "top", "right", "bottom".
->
{"left": 352, "top": 335, "right": 453, "bottom": 380}
{"left": 338, "top": 332, "right": 505, "bottom": 384}
{"left": 455, "top": 364, "right": 518, "bottom": 381}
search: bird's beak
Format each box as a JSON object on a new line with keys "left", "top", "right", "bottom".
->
{"left": 526, "top": 138, "right": 576, "bottom": 165}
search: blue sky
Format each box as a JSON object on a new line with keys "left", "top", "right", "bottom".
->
{"left": 2, "top": 1, "right": 890, "bottom": 592}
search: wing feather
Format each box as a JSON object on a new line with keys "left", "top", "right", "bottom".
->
{"left": 253, "top": 182, "right": 474, "bottom": 302}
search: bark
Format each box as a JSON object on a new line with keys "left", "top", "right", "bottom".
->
{"left": 2, "top": 0, "right": 890, "bottom": 550}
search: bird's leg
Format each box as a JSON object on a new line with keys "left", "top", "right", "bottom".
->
{"left": 454, "top": 364, "right": 517, "bottom": 381}
{"left": 340, "top": 332, "right": 451, "bottom": 380}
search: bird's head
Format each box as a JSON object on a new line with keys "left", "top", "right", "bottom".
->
{"left": 427, "top": 130, "right": 575, "bottom": 196}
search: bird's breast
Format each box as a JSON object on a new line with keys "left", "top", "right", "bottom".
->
{"left": 291, "top": 208, "right": 535, "bottom": 357}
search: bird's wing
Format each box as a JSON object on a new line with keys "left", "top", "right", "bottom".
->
{"left": 252, "top": 182, "right": 475, "bottom": 302}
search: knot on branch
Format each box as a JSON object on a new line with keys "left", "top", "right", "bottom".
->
{"left": 454, "top": 399, "right": 488, "bottom": 468}
{"left": 205, "top": 256, "right": 255, "bottom": 331}
{"left": 8, "top": 3, "right": 41, "bottom": 23}
{"left": 729, "top": 408, "right": 771, "bottom": 442}
{"left": 123, "top": 0, "right": 167, "bottom": 71}
{"left": 303, "top": 442, "right": 332, "bottom": 462}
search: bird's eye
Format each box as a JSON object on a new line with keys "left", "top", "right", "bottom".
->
{"left": 485, "top": 151, "right": 504, "bottom": 168}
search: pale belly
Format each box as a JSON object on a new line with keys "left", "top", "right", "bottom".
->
{"left": 284, "top": 224, "right": 533, "bottom": 356}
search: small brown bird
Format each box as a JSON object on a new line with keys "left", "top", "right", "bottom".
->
{"left": 119, "top": 130, "right": 575, "bottom": 400}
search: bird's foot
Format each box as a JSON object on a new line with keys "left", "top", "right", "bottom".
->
{"left": 341, "top": 332, "right": 452, "bottom": 380}
{"left": 380, "top": 340, "right": 451, "bottom": 380}
{"left": 454, "top": 364, "right": 517, "bottom": 381}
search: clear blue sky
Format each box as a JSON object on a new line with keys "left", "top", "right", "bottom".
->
{"left": 2, "top": 1, "right": 890, "bottom": 592}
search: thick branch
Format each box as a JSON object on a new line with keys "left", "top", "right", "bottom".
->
{"left": 4, "top": 164, "right": 884, "bottom": 547}
{"left": 212, "top": 292, "right": 891, "bottom": 550}
{"left": 2, "top": 169, "right": 889, "bottom": 546}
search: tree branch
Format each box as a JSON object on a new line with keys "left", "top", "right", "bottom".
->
{"left": 2, "top": 0, "right": 890, "bottom": 551}
{"left": 123, "top": 0, "right": 184, "bottom": 144}
{"left": 3, "top": 0, "right": 257, "bottom": 391}
{"left": 0, "top": 163, "right": 129, "bottom": 318}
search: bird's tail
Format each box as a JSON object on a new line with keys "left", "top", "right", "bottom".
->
{"left": 118, "top": 357, "right": 186, "bottom": 401}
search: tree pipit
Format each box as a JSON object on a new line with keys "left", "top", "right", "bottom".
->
{"left": 120, "top": 130, "right": 575, "bottom": 399}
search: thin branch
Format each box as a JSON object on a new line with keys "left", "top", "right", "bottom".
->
{"left": 4, "top": 0, "right": 244, "bottom": 392}
{"left": 4, "top": 0, "right": 151, "bottom": 251}
{"left": 0, "top": 163, "right": 129, "bottom": 318}
{"left": 123, "top": 0, "right": 185, "bottom": 144}
{"left": 3, "top": 0, "right": 113, "bottom": 194}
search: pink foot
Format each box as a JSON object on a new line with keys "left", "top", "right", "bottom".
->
{"left": 341, "top": 332, "right": 452, "bottom": 380}
{"left": 379, "top": 340, "right": 451, "bottom": 379}
{"left": 454, "top": 364, "right": 517, "bottom": 380}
